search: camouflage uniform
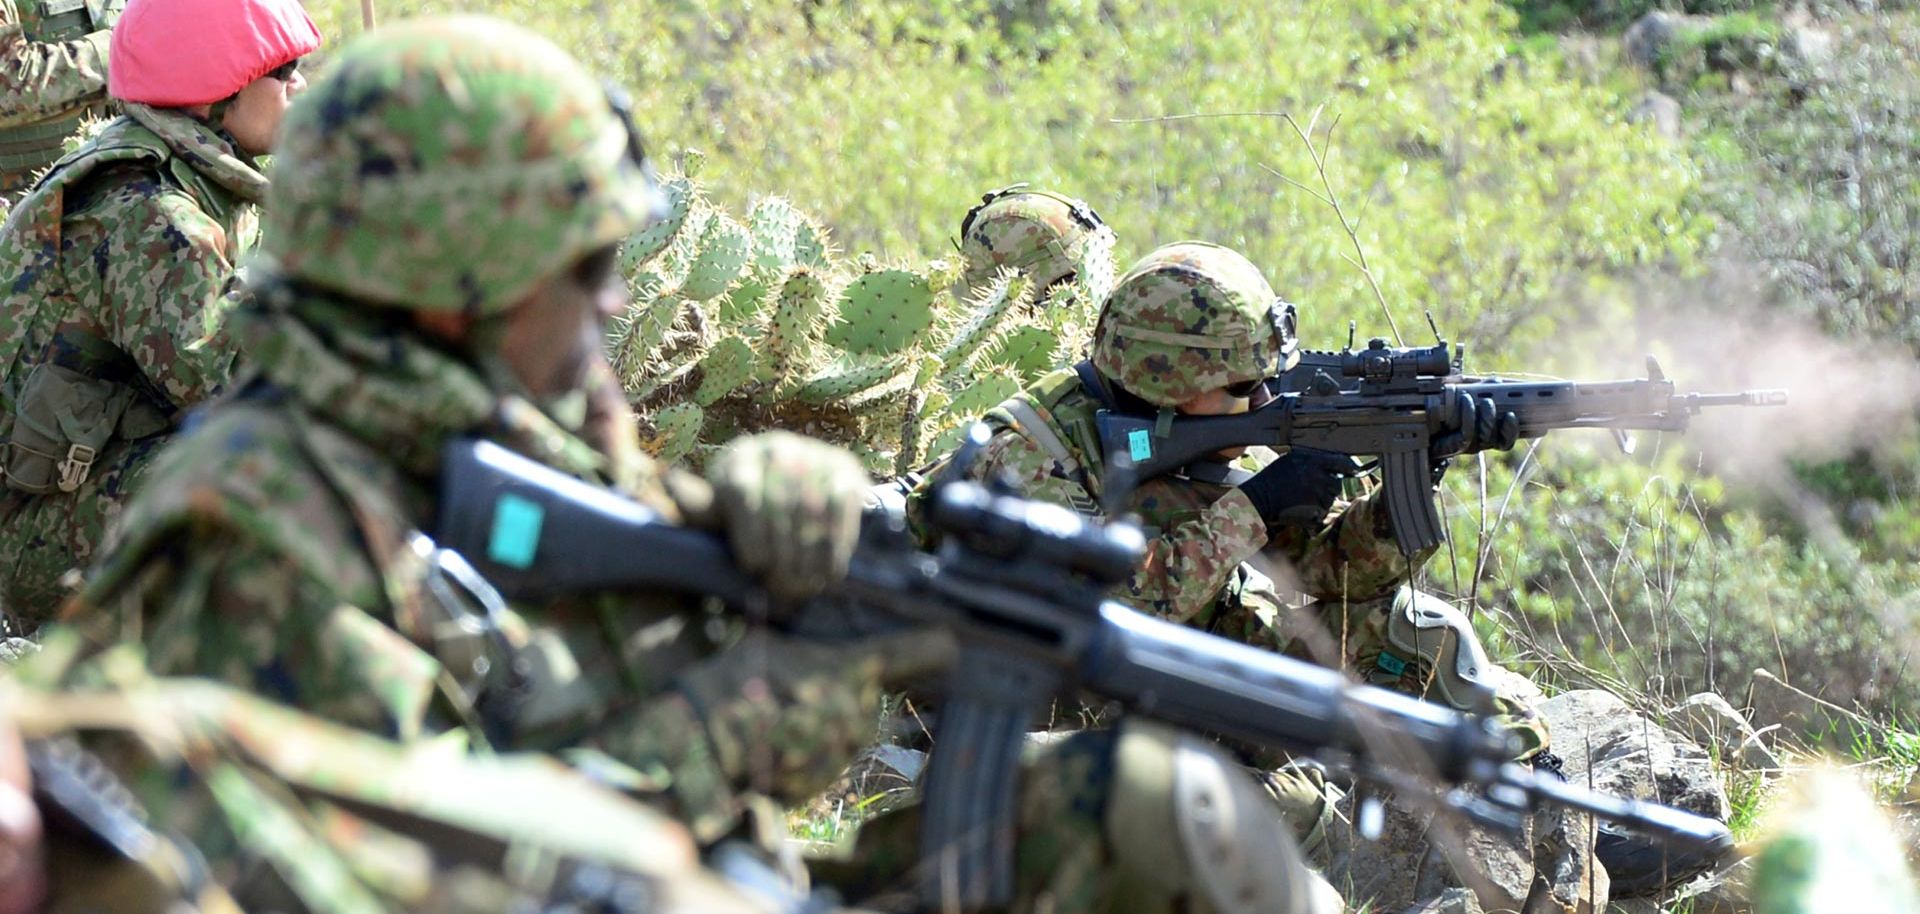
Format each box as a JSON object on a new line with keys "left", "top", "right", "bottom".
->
{"left": 3, "top": 633, "right": 796, "bottom": 914}
{"left": 0, "top": 0, "right": 118, "bottom": 203}
{"left": 957, "top": 185, "right": 1117, "bottom": 303}
{"left": 0, "top": 102, "right": 265, "bottom": 629}
{"left": 920, "top": 242, "right": 1549, "bottom": 757}
{"left": 69, "top": 18, "right": 1331, "bottom": 914}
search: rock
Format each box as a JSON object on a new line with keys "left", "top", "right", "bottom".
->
{"left": 1627, "top": 91, "right": 1683, "bottom": 140}
{"left": 1608, "top": 898, "right": 1661, "bottom": 914}
{"left": 1668, "top": 858, "right": 1752, "bottom": 914}
{"left": 1524, "top": 803, "right": 1610, "bottom": 914}
{"left": 864, "top": 744, "right": 926, "bottom": 783}
{"left": 1623, "top": 12, "right": 1708, "bottom": 70}
{"left": 1324, "top": 788, "right": 1513, "bottom": 911}
{"left": 1782, "top": 26, "right": 1833, "bottom": 67}
{"left": 1323, "top": 789, "right": 1606, "bottom": 914}
{"left": 0, "top": 637, "right": 38, "bottom": 665}
{"left": 1403, "top": 887, "right": 1482, "bottom": 914}
{"left": 1664, "top": 692, "right": 1780, "bottom": 772}
{"left": 1557, "top": 35, "right": 1605, "bottom": 82}
{"left": 1538, "top": 690, "right": 1730, "bottom": 823}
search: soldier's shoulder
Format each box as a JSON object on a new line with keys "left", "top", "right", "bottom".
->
{"left": 67, "top": 165, "right": 215, "bottom": 237}
{"left": 114, "top": 403, "right": 371, "bottom": 559}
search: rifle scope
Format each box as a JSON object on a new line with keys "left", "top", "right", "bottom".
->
{"left": 927, "top": 482, "right": 1144, "bottom": 586}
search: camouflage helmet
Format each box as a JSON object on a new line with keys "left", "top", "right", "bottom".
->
{"left": 256, "top": 15, "right": 665, "bottom": 314}
{"left": 958, "top": 184, "right": 1118, "bottom": 298}
{"left": 1091, "top": 242, "right": 1299, "bottom": 407}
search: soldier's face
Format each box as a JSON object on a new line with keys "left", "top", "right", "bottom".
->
{"left": 221, "top": 63, "right": 308, "bottom": 157}
{"left": 500, "top": 246, "right": 626, "bottom": 401}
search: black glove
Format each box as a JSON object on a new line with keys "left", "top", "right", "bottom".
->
{"left": 1432, "top": 391, "right": 1520, "bottom": 460}
{"left": 1238, "top": 449, "right": 1347, "bottom": 527}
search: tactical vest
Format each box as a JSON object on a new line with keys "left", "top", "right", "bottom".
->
{"left": 979, "top": 366, "right": 1111, "bottom": 514}
{"left": 0, "top": 118, "right": 184, "bottom": 495}
{"left": 0, "top": 0, "right": 119, "bottom": 185}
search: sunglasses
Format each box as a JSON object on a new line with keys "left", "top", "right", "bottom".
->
{"left": 267, "top": 57, "right": 301, "bottom": 82}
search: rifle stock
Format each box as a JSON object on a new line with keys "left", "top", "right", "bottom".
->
{"left": 434, "top": 435, "right": 1734, "bottom": 909}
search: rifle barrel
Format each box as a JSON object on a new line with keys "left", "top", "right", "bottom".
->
{"left": 1673, "top": 389, "right": 1790, "bottom": 410}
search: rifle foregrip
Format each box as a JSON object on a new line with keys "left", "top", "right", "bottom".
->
{"left": 1382, "top": 449, "right": 1445, "bottom": 556}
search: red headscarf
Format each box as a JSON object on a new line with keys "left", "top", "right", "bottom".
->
{"left": 108, "top": 0, "right": 323, "bottom": 107}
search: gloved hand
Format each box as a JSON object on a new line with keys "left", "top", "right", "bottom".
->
{"left": 1432, "top": 391, "right": 1520, "bottom": 460}
{"left": 674, "top": 627, "right": 956, "bottom": 803}
{"left": 1238, "top": 449, "right": 1347, "bottom": 527}
{"left": 706, "top": 431, "right": 867, "bottom": 601}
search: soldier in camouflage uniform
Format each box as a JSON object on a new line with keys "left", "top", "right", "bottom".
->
{"left": 0, "top": 0, "right": 121, "bottom": 205}
{"left": 69, "top": 17, "right": 1333, "bottom": 914}
{"left": 0, "top": 0, "right": 320, "bottom": 629}
{"left": 0, "top": 633, "right": 811, "bottom": 914}
{"left": 916, "top": 242, "right": 1550, "bottom": 757}
{"left": 956, "top": 185, "right": 1118, "bottom": 303}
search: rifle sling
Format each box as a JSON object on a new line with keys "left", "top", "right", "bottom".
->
{"left": 998, "top": 398, "right": 1082, "bottom": 483}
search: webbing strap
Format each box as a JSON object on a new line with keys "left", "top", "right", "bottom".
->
{"left": 999, "top": 397, "right": 1080, "bottom": 479}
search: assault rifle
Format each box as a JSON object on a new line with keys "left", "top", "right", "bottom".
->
{"left": 434, "top": 430, "right": 1733, "bottom": 911}
{"left": 1099, "top": 337, "right": 1787, "bottom": 555}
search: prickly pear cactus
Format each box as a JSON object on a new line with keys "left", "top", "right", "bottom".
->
{"left": 613, "top": 175, "right": 1111, "bottom": 474}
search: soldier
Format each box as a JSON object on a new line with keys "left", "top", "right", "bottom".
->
{"left": 914, "top": 241, "right": 1548, "bottom": 753}
{"left": 71, "top": 17, "right": 1333, "bottom": 914}
{"left": 955, "top": 184, "right": 1118, "bottom": 304}
{"left": 0, "top": 0, "right": 320, "bottom": 629}
{"left": 897, "top": 242, "right": 1575, "bottom": 892}
{"left": 0, "top": 636, "right": 810, "bottom": 914}
{"left": 0, "top": 0, "right": 120, "bottom": 205}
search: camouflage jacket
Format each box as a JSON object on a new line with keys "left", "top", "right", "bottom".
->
{"left": 942, "top": 366, "right": 1426, "bottom": 642}
{"left": 72, "top": 289, "right": 904, "bottom": 843}
{"left": 7, "top": 634, "right": 780, "bottom": 914}
{"left": 0, "top": 104, "right": 263, "bottom": 623}
{"left": 0, "top": 0, "right": 114, "bottom": 197}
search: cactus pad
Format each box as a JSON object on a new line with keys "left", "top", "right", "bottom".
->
{"left": 794, "top": 354, "right": 913, "bottom": 406}
{"left": 937, "top": 269, "right": 1031, "bottom": 377}
{"left": 986, "top": 323, "right": 1063, "bottom": 383}
{"left": 825, "top": 268, "right": 937, "bottom": 355}
{"left": 643, "top": 403, "right": 704, "bottom": 465}
{"left": 681, "top": 214, "right": 754, "bottom": 302}
{"left": 927, "top": 370, "right": 1022, "bottom": 456}
{"left": 694, "top": 337, "right": 758, "bottom": 406}
{"left": 793, "top": 217, "right": 832, "bottom": 268}
{"left": 759, "top": 268, "right": 832, "bottom": 387}
{"left": 720, "top": 265, "right": 777, "bottom": 325}
{"left": 621, "top": 175, "right": 695, "bottom": 272}
{"left": 747, "top": 196, "right": 807, "bottom": 271}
